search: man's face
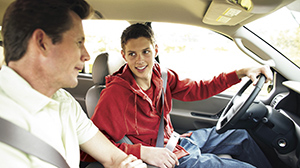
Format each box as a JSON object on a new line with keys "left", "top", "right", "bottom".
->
{"left": 47, "top": 11, "right": 90, "bottom": 88}
{"left": 122, "top": 37, "right": 158, "bottom": 84}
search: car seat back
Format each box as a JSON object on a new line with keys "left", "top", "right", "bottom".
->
{"left": 85, "top": 52, "right": 109, "bottom": 118}
{"left": 85, "top": 52, "right": 125, "bottom": 118}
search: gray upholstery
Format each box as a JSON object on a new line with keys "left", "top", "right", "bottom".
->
{"left": 92, "top": 52, "right": 109, "bottom": 85}
{"left": 86, "top": 162, "right": 104, "bottom": 168}
{"left": 85, "top": 53, "right": 109, "bottom": 118}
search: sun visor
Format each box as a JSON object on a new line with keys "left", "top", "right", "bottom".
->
{"left": 203, "top": 0, "right": 253, "bottom": 26}
{"left": 203, "top": 0, "right": 287, "bottom": 26}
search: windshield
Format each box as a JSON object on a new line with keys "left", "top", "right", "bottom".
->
{"left": 245, "top": 7, "right": 300, "bottom": 67}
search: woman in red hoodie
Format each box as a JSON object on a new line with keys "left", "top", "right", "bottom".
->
{"left": 82, "top": 23, "right": 273, "bottom": 168}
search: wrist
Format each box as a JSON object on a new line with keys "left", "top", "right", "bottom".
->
{"left": 140, "top": 146, "right": 149, "bottom": 160}
{"left": 141, "top": 145, "right": 154, "bottom": 161}
{"left": 235, "top": 68, "right": 246, "bottom": 79}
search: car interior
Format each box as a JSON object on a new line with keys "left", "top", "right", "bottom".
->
{"left": 1, "top": 0, "right": 300, "bottom": 168}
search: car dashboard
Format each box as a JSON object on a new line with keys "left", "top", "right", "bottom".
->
{"left": 265, "top": 80, "right": 300, "bottom": 167}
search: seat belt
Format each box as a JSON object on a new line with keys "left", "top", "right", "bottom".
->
{"left": 155, "top": 68, "right": 167, "bottom": 148}
{"left": 157, "top": 69, "right": 180, "bottom": 152}
{"left": 0, "top": 117, "right": 70, "bottom": 168}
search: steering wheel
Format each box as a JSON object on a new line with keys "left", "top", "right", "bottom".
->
{"left": 216, "top": 74, "right": 266, "bottom": 134}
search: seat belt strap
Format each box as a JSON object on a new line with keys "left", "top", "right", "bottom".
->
{"left": 0, "top": 117, "right": 70, "bottom": 168}
{"left": 116, "top": 135, "right": 133, "bottom": 145}
{"left": 155, "top": 68, "right": 168, "bottom": 148}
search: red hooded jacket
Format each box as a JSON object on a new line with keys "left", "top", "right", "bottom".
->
{"left": 81, "top": 63, "right": 240, "bottom": 161}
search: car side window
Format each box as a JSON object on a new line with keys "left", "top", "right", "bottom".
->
{"left": 82, "top": 20, "right": 268, "bottom": 96}
{"left": 82, "top": 20, "right": 130, "bottom": 73}
{"left": 246, "top": 7, "right": 300, "bottom": 68}
{"left": 151, "top": 22, "right": 265, "bottom": 96}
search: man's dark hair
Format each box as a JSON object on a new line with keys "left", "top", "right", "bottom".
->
{"left": 121, "top": 23, "right": 156, "bottom": 51}
{"left": 1, "top": 0, "right": 92, "bottom": 64}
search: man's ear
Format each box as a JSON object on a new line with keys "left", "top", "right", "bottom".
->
{"left": 31, "top": 29, "right": 50, "bottom": 55}
{"left": 121, "top": 50, "right": 127, "bottom": 61}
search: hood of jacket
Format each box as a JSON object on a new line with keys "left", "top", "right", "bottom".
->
{"left": 105, "top": 62, "right": 164, "bottom": 110}
{"left": 104, "top": 63, "right": 168, "bottom": 136}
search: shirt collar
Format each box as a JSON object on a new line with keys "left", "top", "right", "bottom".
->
{"left": 0, "top": 66, "right": 58, "bottom": 114}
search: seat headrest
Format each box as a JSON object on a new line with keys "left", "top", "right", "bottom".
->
{"left": 107, "top": 52, "right": 126, "bottom": 75}
{"left": 92, "top": 53, "right": 109, "bottom": 85}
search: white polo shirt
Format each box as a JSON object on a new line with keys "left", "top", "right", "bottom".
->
{"left": 0, "top": 66, "right": 98, "bottom": 168}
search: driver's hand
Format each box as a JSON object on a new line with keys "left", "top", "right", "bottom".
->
{"left": 141, "top": 146, "right": 179, "bottom": 168}
{"left": 236, "top": 65, "right": 273, "bottom": 85}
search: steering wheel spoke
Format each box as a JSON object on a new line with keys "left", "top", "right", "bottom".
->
{"left": 216, "top": 74, "right": 266, "bottom": 134}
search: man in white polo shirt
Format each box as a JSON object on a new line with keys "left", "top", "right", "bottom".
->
{"left": 0, "top": 0, "right": 146, "bottom": 167}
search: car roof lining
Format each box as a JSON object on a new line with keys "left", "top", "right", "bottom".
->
{"left": 85, "top": 0, "right": 296, "bottom": 36}
{"left": 0, "top": 0, "right": 297, "bottom": 40}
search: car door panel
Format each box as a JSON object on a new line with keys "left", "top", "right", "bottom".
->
{"left": 170, "top": 94, "right": 231, "bottom": 133}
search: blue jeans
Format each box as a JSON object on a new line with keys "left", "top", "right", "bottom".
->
{"left": 176, "top": 127, "right": 272, "bottom": 168}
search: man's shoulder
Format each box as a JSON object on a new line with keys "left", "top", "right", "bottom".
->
{"left": 53, "top": 88, "right": 77, "bottom": 104}
{"left": 57, "top": 88, "right": 73, "bottom": 97}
